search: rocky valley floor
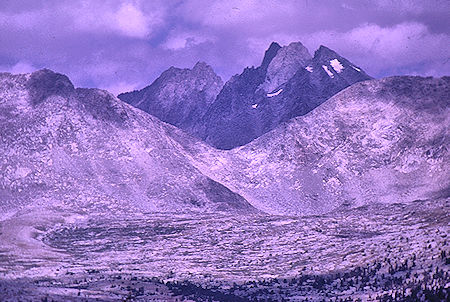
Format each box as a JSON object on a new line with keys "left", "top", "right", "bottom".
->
{"left": 0, "top": 198, "right": 448, "bottom": 301}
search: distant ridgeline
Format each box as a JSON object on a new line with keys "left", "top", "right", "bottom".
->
{"left": 118, "top": 41, "right": 372, "bottom": 149}
{"left": 1, "top": 69, "right": 448, "bottom": 216}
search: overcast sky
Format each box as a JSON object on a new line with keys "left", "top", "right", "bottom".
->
{"left": 1, "top": 0, "right": 449, "bottom": 95}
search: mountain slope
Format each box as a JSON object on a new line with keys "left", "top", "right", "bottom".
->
{"left": 200, "top": 43, "right": 372, "bottom": 149}
{"left": 190, "top": 76, "right": 449, "bottom": 215}
{"left": 0, "top": 69, "right": 255, "bottom": 217}
{"left": 117, "top": 62, "right": 223, "bottom": 134}
{"left": 118, "top": 41, "right": 371, "bottom": 150}
{"left": 1, "top": 70, "right": 447, "bottom": 218}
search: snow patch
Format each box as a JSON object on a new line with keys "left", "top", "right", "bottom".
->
{"left": 252, "top": 104, "right": 258, "bottom": 109}
{"left": 322, "top": 65, "right": 334, "bottom": 78}
{"left": 266, "top": 88, "right": 283, "bottom": 97}
{"left": 305, "top": 66, "right": 313, "bottom": 73}
{"left": 352, "top": 66, "right": 361, "bottom": 72}
{"left": 330, "top": 59, "right": 344, "bottom": 73}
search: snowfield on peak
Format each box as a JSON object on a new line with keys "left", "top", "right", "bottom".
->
{"left": 322, "top": 65, "right": 334, "bottom": 78}
{"left": 266, "top": 88, "right": 283, "bottom": 97}
{"left": 330, "top": 59, "right": 344, "bottom": 73}
{"left": 195, "top": 76, "right": 450, "bottom": 215}
{"left": 0, "top": 70, "right": 448, "bottom": 302}
{"left": 121, "top": 41, "right": 372, "bottom": 149}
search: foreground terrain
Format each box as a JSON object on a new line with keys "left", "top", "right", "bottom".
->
{"left": 0, "top": 70, "right": 448, "bottom": 300}
{"left": 0, "top": 198, "right": 448, "bottom": 301}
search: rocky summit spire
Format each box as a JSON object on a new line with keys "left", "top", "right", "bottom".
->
{"left": 314, "top": 45, "right": 340, "bottom": 61}
{"left": 310, "top": 45, "right": 372, "bottom": 81}
{"left": 118, "top": 62, "right": 223, "bottom": 133}
{"left": 26, "top": 69, "right": 75, "bottom": 106}
{"left": 193, "top": 61, "right": 212, "bottom": 72}
{"left": 200, "top": 42, "right": 372, "bottom": 149}
{"left": 261, "top": 41, "right": 312, "bottom": 93}
{"left": 260, "top": 42, "right": 282, "bottom": 70}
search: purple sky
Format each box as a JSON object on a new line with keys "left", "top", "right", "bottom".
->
{"left": 1, "top": 0, "right": 449, "bottom": 95}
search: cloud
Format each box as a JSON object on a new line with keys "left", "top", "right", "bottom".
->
{"left": 101, "top": 81, "right": 141, "bottom": 96}
{"left": 187, "top": 0, "right": 296, "bottom": 27}
{"left": 0, "top": 61, "right": 37, "bottom": 74}
{"left": 0, "top": 1, "right": 166, "bottom": 39}
{"left": 115, "top": 3, "right": 154, "bottom": 38}
{"left": 0, "top": 0, "right": 448, "bottom": 96}
{"left": 10, "top": 61, "right": 37, "bottom": 74}
{"left": 162, "top": 30, "right": 215, "bottom": 50}
{"left": 371, "top": 0, "right": 450, "bottom": 13}
{"left": 72, "top": 1, "right": 163, "bottom": 38}
{"left": 300, "top": 22, "right": 450, "bottom": 76}
{"left": 0, "top": 11, "right": 40, "bottom": 30}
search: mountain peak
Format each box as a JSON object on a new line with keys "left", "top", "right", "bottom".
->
{"left": 118, "top": 61, "right": 223, "bottom": 133}
{"left": 193, "top": 61, "right": 210, "bottom": 70}
{"left": 261, "top": 41, "right": 312, "bottom": 92}
{"left": 312, "top": 45, "right": 372, "bottom": 79}
{"left": 314, "top": 45, "right": 340, "bottom": 60}
{"left": 260, "top": 42, "right": 282, "bottom": 70}
{"left": 192, "top": 61, "right": 218, "bottom": 77}
{"left": 278, "top": 42, "right": 312, "bottom": 63}
{"left": 286, "top": 41, "right": 309, "bottom": 52}
{"left": 163, "top": 62, "right": 216, "bottom": 77}
{"left": 26, "top": 69, "right": 75, "bottom": 106}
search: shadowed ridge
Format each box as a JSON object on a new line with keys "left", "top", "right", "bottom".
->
{"left": 75, "top": 88, "right": 131, "bottom": 126}
{"left": 314, "top": 45, "right": 339, "bottom": 59}
{"left": 260, "top": 42, "right": 282, "bottom": 70}
{"left": 26, "top": 69, "right": 75, "bottom": 106}
{"left": 118, "top": 62, "right": 223, "bottom": 133}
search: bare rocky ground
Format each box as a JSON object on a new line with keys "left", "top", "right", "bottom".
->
{"left": 0, "top": 71, "right": 448, "bottom": 301}
{"left": 0, "top": 198, "right": 448, "bottom": 301}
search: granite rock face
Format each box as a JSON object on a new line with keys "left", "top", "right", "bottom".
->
{"left": 260, "top": 41, "right": 312, "bottom": 93}
{"left": 0, "top": 69, "right": 448, "bottom": 301}
{"left": 118, "top": 62, "right": 223, "bottom": 134}
{"left": 1, "top": 70, "right": 448, "bottom": 218}
{"left": 0, "top": 70, "right": 255, "bottom": 216}
{"left": 119, "top": 41, "right": 371, "bottom": 150}
{"left": 190, "top": 76, "right": 450, "bottom": 215}
{"left": 201, "top": 43, "right": 372, "bottom": 149}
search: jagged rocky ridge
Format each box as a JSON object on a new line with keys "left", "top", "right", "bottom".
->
{"left": 0, "top": 70, "right": 448, "bottom": 217}
{"left": 201, "top": 42, "right": 373, "bottom": 149}
{"left": 0, "top": 70, "right": 449, "bottom": 301}
{"left": 118, "top": 61, "right": 223, "bottom": 134}
{"left": 0, "top": 69, "right": 254, "bottom": 216}
{"left": 188, "top": 76, "right": 450, "bottom": 215}
{"left": 119, "top": 41, "right": 372, "bottom": 149}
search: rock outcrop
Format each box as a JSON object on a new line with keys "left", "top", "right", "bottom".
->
{"left": 118, "top": 62, "right": 223, "bottom": 134}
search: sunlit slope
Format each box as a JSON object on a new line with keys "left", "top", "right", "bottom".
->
{"left": 194, "top": 76, "right": 449, "bottom": 215}
{"left": 0, "top": 70, "right": 256, "bottom": 216}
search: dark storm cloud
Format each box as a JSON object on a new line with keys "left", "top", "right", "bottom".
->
{"left": 0, "top": 0, "right": 449, "bottom": 95}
